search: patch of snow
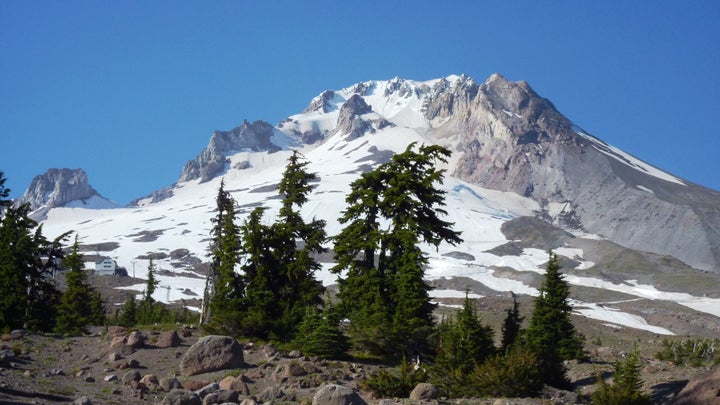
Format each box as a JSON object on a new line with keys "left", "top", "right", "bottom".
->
{"left": 575, "top": 130, "right": 685, "bottom": 186}
{"left": 636, "top": 185, "right": 655, "bottom": 195}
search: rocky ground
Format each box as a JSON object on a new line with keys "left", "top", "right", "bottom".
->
{"left": 0, "top": 316, "right": 715, "bottom": 405}
{"left": 1, "top": 274, "right": 718, "bottom": 404}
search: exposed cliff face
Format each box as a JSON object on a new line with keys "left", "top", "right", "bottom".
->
{"left": 179, "top": 120, "right": 280, "bottom": 183}
{"left": 423, "top": 73, "right": 720, "bottom": 271}
{"left": 333, "top": 94, "right": 393, "bottom": 141}
{"left": 16, "top": 168, "right": 114, "bottom": 220}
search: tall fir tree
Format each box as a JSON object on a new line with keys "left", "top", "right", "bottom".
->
{"left": 525, "top": 251, "right": 585, "bottom": 389}
{"left": 500, "top": 295, "right": 523, "bottom": 353}
{"left": 0, "top": 179, "right": 67, "bottom": 332}
{"left": 204, "top": 180, "right": 245, "bottom": 335}
{"left": 56, "top": 235, "right": 104, "bottom": 334}
{"left": 333, "top": 143, "right": 462, "bottom": 359}
{"left": 273, "top": 150, "right": 326, "bottom": 339}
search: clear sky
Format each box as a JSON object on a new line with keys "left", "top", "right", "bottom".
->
{"left": 2, "top": 1, "right": 719, "bottom": 204}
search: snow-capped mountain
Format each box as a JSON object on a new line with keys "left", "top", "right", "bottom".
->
{"left": 16, "top": 168, "right": 118, "bottom": 220}
{"left": 28, "top": 74, "right": 720, "bottom": 336}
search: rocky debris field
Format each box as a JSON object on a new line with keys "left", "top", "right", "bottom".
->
{"left": 0, "top": 323, "right": 717, "bottom": 405}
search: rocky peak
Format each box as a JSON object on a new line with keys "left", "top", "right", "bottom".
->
{"left": 303, "top": 90, "right": 336, "bottom": 113}
{"left": 422, "top": 75, "right": 479, "bottom": 120}
{"left": 333, "top": 94, "right": 392, "bottom": 141}
{"left": 16, "top": 168, "right": 105, "bottom": 219}
{"left": 179, "top": 120, "right": 280, "bottom": 183}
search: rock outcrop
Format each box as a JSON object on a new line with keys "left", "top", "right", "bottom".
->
{"left": 333, "top": 94, "right": 392, "bottom": 141}
{"left": 179, "top": 120, "right": 280, "bottom": 183}
{"left": 422, "top": 73, "right": 720, "bottom": 272}
{"left": 16, "top": 168, "right": 116, "bottom": 220}
{"left": 670, "top": 365, "right": 720, "bottom": 405}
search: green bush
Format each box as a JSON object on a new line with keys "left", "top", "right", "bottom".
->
{"left": 655, "top": 338, "right": 719, "bottom": 367}
{"left": 470, "top": 347, "right": 543, "bottom": 398}
{"left": 592, "top": 350, "right": 651, "bottom": 405}
{"left": 360, "top": 357, "right": 427, "bottom": 398}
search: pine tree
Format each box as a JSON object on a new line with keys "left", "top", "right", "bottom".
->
{"left": 204, "top": 180, "right": 245, "bottom": 335}
{"left": 137, "top": 258, "right": 160, "bottom": 325}
{"left": 296, "top": 304, "right": 349, "bottom": 359}
{"left": 525, "top": 251, "right": 585, "bottom": 389}
{"left": 56, "top": 235, "right": 98, "bottom": 335}
{"left": 431, "top": 291, "right": 495, "bottom": 396}
{"left": 273, "top": 150, "right": 326, "bottom": 340}
{"left": 592, "top": 350, "right": 652, "bottom": 405}
{"left": 500, "top": 295, "right": 523, "bottom": 353}
{"left": 238, "top": 206, "right": 279, "bottom": 339}
{"left": 0, "top": 197, "right": 67, "bottom": 332}
{"left": 333, "top": 143, "right": 462, "bottom": 359}
{"left": 118, "top": 293, "right": 138, "bottom": 327}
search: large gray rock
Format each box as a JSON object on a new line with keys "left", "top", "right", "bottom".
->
{"left": 160, "top": 389, "right": 201, "bottom": 405}
{"left": 179, "top": 335, "right": 244, "bottom": 376}
{"left": 313, "top": 384, "right": 366, "bottom": 405}
{"left": 409, "top": 383, "right": 439, "bottom": 400}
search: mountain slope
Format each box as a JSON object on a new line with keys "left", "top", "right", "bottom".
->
{"left": 32, "top": 73, "right": 720, "bottom": 337}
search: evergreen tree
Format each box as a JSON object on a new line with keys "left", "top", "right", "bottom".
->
{"left": 500, "top": 295, "right": 523, "bottom": 353}
{"left": 56, "top": 235, "right": 98, "bottom": 335}
{"left": 273, "top": 150, "right": 326, "bottom": 339}
{"left": 431, "top": 291, "right": 495, "bottom": 396}
{"left": 333, "top": 143, "right": 462, "bottom": 359}
{"left": 592, "top": 350, "right": 652, "bottom": 405}
{"left": 137, "top": 258, "right": 160, "bottom": 325}
{"left": 204, "top": 180, "right": 245, "bottom": 335}
{"left": 525, "top": 251, "right": 585, "bottom": 389}
{"left": 0, "top": 197, "right": 67, "bottom": 332}
{"left": 238, "top": 206, "right": 280, "bottom": 339}
{"left": 0, "top": 171, "right": 10, "bottom": 211}
{"left": 295, "top": 304, "right": 349, "bottom": 359}
{"left": 118, "top": 293, "right": 138, "bottom": 327}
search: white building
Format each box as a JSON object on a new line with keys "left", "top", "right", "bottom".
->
{"left": 94, "top": 257, "right": 117, "bottom": 276}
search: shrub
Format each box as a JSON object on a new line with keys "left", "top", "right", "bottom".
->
{"left": 655, "top": 338, "right": 719, "bottom": 367}
{"left": 360, "top": 357, "right": 427, "bottom": 398}
{"left": 470, "top": 346, "right": 543, "bottom": 398}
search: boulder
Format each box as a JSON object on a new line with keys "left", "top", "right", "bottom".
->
{"left": 313, "top": 384, "right": 367, "bottom": 405}
{"left": 159, "top": 376, "right": 184, "bottom": 391}
{"left": 671, "top": 365, "right": 720, "bottom": 405}
{"left": 409, "top": 383, "right": 439, "bottom": 400}
{"left": 126, "top": 331, "right": 146, "bottom": 348}
{"left": 156, "top": 330, "right": 182, "bottom": 348}
{"left": 160, "top": 389, "right": 202, "bottom": 405}
{"left": 194, "top": 382, "right": 219, "bottom": 398}
{"left": 140, "top": 374, "right": 160, "bottom": 389}
{"left": 180, "top": 335, "right": 244, "bottom": 376}
{"left": 201, "top": 389, "right": 239, "bottom": 405}
{"left": 219, "top": 375, "right": 250, "bottom": 394}
{"left": 122, "top": 370, "right": 141, "bottom": 385}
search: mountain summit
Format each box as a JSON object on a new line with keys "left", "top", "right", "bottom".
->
{"left": 16, "top": 168, "right": 117, "bottom": 220}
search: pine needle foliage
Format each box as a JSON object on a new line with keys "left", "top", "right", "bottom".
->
{"left": 525, "top": 251, "right": 585, "bottom": 389}
{"left": 333, "top": 143, "right": 462, "bottom": 360}
{"left": 55, "top": 235, "right": 106, "bottom": 334}
{"left": 592, "top": 350, "right": 652, "bottom": 405}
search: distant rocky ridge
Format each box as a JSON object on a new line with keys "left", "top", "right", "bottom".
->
{"left": 16, "top": 168, "right": 116, "bottom": 220}
{"left": 178, "top": 120, "right": 282, "bottom": 183}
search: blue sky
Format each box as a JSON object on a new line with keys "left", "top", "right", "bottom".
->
{"left": 2, "top": 1, "right": 719, "bottom": 204}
